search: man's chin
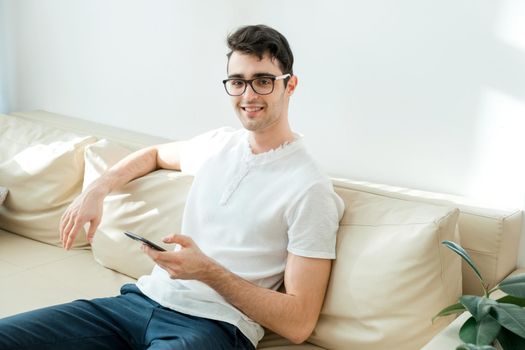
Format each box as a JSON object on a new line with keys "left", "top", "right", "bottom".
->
{"left": 239, "top": 120, "right": 259, "bottom": 131}
{"left": 237, "top": 114, "right": 261, "bottom": 131}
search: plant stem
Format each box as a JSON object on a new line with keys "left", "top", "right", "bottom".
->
{"left": 487, "top": 286, "right": 500, "bottom": 297}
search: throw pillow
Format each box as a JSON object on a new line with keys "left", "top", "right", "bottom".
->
{"left": 308, "top": 186, "right": 461, "bottom": 350}
{"left": 84, "top": 139, "right": 193, "bottom": 279}
{"left": 0, "top": 114, "right": 96, "bottom": 247}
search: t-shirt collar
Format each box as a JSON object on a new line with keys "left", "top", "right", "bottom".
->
{"left": 242, "top": 130, "right": 304, "bottom": 165}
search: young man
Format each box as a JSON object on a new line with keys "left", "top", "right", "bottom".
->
{"left": 0, "top": 25, "right": 344, "bottom": 350}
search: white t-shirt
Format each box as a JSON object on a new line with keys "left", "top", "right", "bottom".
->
{"left": 136, "top": 127, "right": 344, "bottom": 347}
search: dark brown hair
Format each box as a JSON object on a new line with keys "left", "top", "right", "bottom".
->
{"left": 226, "top": 24, "right": 294, "bottom": 79}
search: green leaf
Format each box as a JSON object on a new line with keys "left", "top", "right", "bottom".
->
{"left": 499, "top": 274, "right": 525, "bottom": 298}
{"left": 459, "top": 315, "right": 501, "bottom": 345}
{"left": 432, "top": 302, "right": 466, "bottom": 322}
{"left": 496, "top": 327, "right": 525, "bottom": 349}
{"left": 456, "top": 344, "right": 496, "bottom": 350}
{"left": 492, "top": 303, "right": 525, "bottom": 338}
{"left": 497, "top": 295, "right": 525, "bottom": 307}
{"left": 460, "top": 317, "right": 477, "bottom": 344}
{"left": 442, "top": 240, "right": 485, "bottom": 287}
{"left": 461, "top": 296, "right": 484, "bottom": 320}
{"left": 476, "top": 316, "right": 501, "bottom": 345}
{"left": 460, "top": 296, "right": 497, "bottom": 321}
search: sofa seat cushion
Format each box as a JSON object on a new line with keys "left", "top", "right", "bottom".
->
{"left": 0, "top": 114, "right": 96, "bottom": 248}
{"left": 308, "top": 186, "right": 462, "bottom": 350}
{"left": 0, "top": 228, "right": 134, "bottom": 318}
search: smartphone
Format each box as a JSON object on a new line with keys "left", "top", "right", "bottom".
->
{"left": 123, "top": 231, "right": 166, "bottom": 251}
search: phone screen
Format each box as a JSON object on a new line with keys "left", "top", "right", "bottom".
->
{"left": 124, "top": 231, "right": 166, "bottom": 251}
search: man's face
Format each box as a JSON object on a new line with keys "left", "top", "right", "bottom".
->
{"left": 226, "top": 51, "right": 293, "bottom": 133}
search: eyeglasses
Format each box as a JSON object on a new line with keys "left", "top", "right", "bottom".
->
{"left": 222, "top": 74, "right": 291, "bottom": 96}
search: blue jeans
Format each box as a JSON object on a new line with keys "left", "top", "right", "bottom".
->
{"left": 0, "top": 284, "right": 254, "bottom": 350}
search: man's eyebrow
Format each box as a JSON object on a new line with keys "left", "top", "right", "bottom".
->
{"left": 227, "top": 72, "right": 277, "bottom": 79}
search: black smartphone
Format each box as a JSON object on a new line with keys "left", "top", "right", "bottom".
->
{"left": 123, "top": 231, "right": 167, "bottom": 251}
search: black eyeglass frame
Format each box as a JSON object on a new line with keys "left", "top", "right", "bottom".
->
{"left": 222, "top": 73, "right": 291, "bottom": 96}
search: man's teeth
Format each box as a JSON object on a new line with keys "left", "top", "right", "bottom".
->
{"left": 243, "top": 107, "right": 263, "bottom": 112}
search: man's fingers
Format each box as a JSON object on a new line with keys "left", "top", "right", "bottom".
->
{"left": 61, "top": 215, "right": 75, "bottom": 247}
{"left": 59, "top": 210, "right": 70, "bottom": 242}
{"left": 59, "top": 209, "right": 69, "bottom": 232}
{"left": 65, "top": 221, "right": 82, "bottom": 250}
{"left": 141, "top": 244, "right": 163, "bottom": 263}
{"left": 141, "top": 244, "right": 172, "bottom": 264}
{"left": 86, "top": 218, "right": 100, "bottom": 243}
{"left": 163, "top": 234, "right": 192, "bottom": 246}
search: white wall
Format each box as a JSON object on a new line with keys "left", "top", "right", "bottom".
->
{"left": 0, "top": 0, "right": 10, "bottom": 113}
{"left": 2, "top": 0, "right": 525, "bottom": 263}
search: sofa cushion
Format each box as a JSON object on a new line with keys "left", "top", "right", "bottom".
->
{"left": 0, "top": 228, "right": 135, "bottom": 318}
{"left": 308, "top": 186, "right": 462, "bottom": 350}
{"left": 0, "top": 114, "right": 96, "bottom": 248}
{"left": 84, "top": 140, "right": 193, "bottom": 279}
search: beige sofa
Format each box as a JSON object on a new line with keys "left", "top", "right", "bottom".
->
{"left": 0, "top": 110, "right": 523, "bottom": 350}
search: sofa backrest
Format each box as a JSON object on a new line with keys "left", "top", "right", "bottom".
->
{"left": 332, "top": 178, "right": 523, "bottom": 296}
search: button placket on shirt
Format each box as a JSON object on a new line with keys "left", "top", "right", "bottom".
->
{"left": 219, "top": 158, "right": 254, "bottom": 205}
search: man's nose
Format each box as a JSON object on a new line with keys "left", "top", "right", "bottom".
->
{"left": 243, "top": 83, "right": 259, "bottom": 98}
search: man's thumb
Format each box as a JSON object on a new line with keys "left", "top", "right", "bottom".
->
{"left": 163, "top": 234, "right": 191, "bottom": 246}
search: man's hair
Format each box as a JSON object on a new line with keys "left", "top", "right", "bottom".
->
{"left": 226, "top": 24, "right": 294, "bottom": 78}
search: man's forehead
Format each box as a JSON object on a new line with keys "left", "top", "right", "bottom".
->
{"left": 227, "top": 51, "right": 282, "bottom": 76}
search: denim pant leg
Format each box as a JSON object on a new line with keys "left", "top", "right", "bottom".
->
{"left": 0, "top": 283, "right": 255, "bottom": 350}
{"left": 144, "top": 307, "right": 255, "bottom": 350}
{"left": 0, "top": 284, "right": 152, "bottom": 350}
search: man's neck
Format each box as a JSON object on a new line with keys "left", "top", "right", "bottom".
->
{"left": 248, "top": 126, "right": 295, "bottom": 155}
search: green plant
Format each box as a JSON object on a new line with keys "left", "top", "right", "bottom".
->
{"left": 433, "top": 240, "right": 525, "bottom": 350}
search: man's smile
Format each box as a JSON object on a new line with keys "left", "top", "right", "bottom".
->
{"left": 241, "top": 106, "right": 264, "bottom": 112}
{"left": 243, "top": 107, "right": 263, "bottom": 112}
{"left": 240, "top": 105, "right": 265, "bottom": 117}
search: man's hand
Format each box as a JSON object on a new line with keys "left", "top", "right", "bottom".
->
{"left": 59, "top": 188, "right": 105, "bottom": 250}
{"left": 141, "top": 234, "right": 215, "bottom": 280}
{"left": 59, "top": 142, "right": 184, "bottom": 251}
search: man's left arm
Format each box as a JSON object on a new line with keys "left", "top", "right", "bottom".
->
{"left": 143, "top": 235, "right": 331, "bottom": 344}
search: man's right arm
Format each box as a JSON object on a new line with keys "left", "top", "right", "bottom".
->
{"left": 59, "top": 140, "right": 186, "bottom": 250}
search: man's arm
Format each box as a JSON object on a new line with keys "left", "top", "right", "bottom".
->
{"left": 60, "top": 141, "right": 186, "bottom": 250}
{"left": 143, "top": 234, "right": 332, "bottom": 344}
{"left": 209, "top": 253, "right": 332, "bottom": 344}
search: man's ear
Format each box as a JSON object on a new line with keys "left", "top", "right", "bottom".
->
{"left": 286, "top": 75, "right": 298, "bottom": 96}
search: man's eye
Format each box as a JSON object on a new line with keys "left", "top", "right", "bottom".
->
{"left": 256, "top": 78, "right": 272, "bottom": 85}
{"left": 230, "top": 80, "right": 245, "bottom": 87}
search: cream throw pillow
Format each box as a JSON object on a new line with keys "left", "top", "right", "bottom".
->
{"left": 308, "top": 186, "right": 462, "bottom": 350}
{"left": 0, "top": 114, "right": 96, "bottom": 247}
{"left": 84, "top": 139, "right": 193, "bottom": 279}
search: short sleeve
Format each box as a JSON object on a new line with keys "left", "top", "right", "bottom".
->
{"left": 179, "top": 127, "right": 236, "bottom": 175}
{"left": 286, "top": 181, "right": 345, "bottom": 259}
